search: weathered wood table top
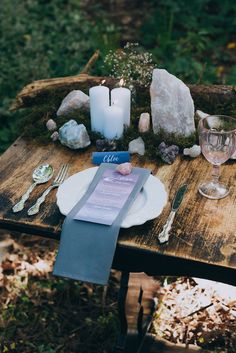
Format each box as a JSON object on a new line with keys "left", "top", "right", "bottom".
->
{"left": 0, "top": 137, "right": 235, "bottom": 285}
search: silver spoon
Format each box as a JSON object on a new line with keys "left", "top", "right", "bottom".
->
{"left": 12, "top": 164, "right": 54, "bottom": 213}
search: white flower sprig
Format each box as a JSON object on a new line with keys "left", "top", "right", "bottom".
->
{"left": 104, "top": 42, "right": 155, "bottom": 88}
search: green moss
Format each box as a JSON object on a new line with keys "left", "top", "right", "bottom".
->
{"left": 19, "top": 101, "right": 198, "bottom": 163}
{"left": 117, "top": 126, "right": 197, "bottom": 162}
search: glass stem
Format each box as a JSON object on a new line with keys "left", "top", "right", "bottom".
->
{"left": 212, "top": 164, "right": 220, "bottom": 184}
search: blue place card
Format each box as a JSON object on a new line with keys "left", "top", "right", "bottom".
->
{"left": 92, "top": 151, "right": 130, "bottom": 165}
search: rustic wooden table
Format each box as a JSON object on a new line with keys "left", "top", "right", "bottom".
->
{"left": 0, "top": 137, "right": 235, "bottom": 352}
{"left": 0, "top": 137, "right": 235, "bottom": 284}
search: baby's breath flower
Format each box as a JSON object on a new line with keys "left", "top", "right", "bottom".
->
{"left": 104, "top": 42, "right": 155, "bottom": 88}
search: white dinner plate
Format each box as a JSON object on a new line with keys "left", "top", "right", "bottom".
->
{"left": 56, "top": 167, "right": 168, "bottom": 228}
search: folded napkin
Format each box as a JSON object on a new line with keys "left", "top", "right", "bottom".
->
{"left": 53, "top": 163, "right": 150, "bottom": 285}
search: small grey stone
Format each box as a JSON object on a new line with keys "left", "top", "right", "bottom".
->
{"left": 57, "top": 90, "right": 89, "bottom": 117}
{"left": 150, "top": 69, "right": 195, "bottom": 138}
{"left": 46, "top": 119, "right": 57, "bottom": 131}
{"left": 96, "top": 139, "right": 117, "bottom": 152}
{"left": 128, "top": 137, "right": 145, "bottom": 156}
{"left": 59, "top": 120, "right": 91, "bottom": 149}
{"left": 157, "top": 142, "right": 179, "bottom": 164}
{"left": 50, "top": 131, "right": 59, "bottom": 141}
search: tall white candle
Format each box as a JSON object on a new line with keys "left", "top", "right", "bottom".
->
{"left": 89, "top": 86, "right": 109, "bottom": 133}
{"left": 111, "top": 87, "right": 131, "bottom": 126}
{"left": 103, "top": 105, "right": 124, "bottom": 139}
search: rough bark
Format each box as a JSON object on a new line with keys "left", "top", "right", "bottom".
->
{"left": 11, "top": 74, "right": 236, "bottom": 116}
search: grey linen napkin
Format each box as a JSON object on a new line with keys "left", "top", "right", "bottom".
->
{"left": 53, "top": 163, "right": 150, "bottom": 285}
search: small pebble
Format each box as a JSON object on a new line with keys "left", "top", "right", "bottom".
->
{"left": 46, "top": 119, "right": 57, "bottom": 131}
{"left": 183, "top": 145, "right": 201, "bottom": 158}
{"left": 128, "top": 137, "right": 145, "bottom": 156}
{"left": 50, "top": 131, "right": 59, "bottom": 141}
{"left": 116, "top": 163, "right": 132, "bottom": 175}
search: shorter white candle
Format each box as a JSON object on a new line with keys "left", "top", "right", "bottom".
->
{"left": 103, "top": 105, "right": 124, "bottom": 139}
{"left": 89, "top": 85, "right": 109, "bottom": 133}
{"left": 111, "top": 87, "right": 131, "bottom": 126}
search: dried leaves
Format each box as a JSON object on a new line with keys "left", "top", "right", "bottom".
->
{"left": 152, "top": 277, "right": 236, "bottom": 352}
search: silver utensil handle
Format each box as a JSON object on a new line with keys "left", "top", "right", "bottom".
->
{"left": 27, "top": 185, "right": 54, "bottom": 216}
{"left": 158, "top": 210, "right": 176, "bottom": 244}
{"left": 12, "top": 182, "right": 37, "bottom": 213}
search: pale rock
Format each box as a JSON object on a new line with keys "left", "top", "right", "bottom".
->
{"left": 116, "top": 162, "right": 132, "bottom": 175}
{"left": 183, "top": 144, "right": 201, "bottom": 158}
{"left": 46, "top": 119, "right": 57, "bottom": 131}
{"left": 150, "top": 69, "right": 195, "bottom": 137}
{"left": 195, "top": 110, "right": 209, "bottom": 120}
{"left": 128, "top": 137, "right": 145, "bottom": 156}
{"left": 57, "top": 90, "right": 89, "bottom": 117}
{"left": 50, "top": 131, "right": 59, "bottom": 141}
{"left": 138, "top": 113, "right": 150, "bottom": 133}
{"left": 59, "top": 120, "right": 91, "bottom": 149}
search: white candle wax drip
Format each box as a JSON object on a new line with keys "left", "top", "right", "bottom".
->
{"left": 89, "top": 86, "right": 109, "bottom": 133}
{"left": 103, "top": 105, "right": 124, "bottom": 139}
{"left": 111, "top": 87, "right": 131, "bottom": 126}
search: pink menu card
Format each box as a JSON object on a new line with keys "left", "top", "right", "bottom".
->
{"left": 74, "top": 169, "right": 139, "bottom": 225}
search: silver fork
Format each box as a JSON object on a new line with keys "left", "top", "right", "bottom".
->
{"left": 27, "top": 164, "right": 69, "bottom": 216}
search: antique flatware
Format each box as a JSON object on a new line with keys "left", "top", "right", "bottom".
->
{"left": 27, "top": 164, "right": 69, "bottom": 216}
{"left": 158, "top": 184, "right": 188, "bottom": 244}
{"left": 12, "top": 164, "right": 54, "bottom": 213}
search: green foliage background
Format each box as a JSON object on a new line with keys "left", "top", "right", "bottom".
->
{"left": 0, "top": 0, "right": 236, "bottom": 152}
{"left": 0, "top": 2, "right": 235, "bottom": 351}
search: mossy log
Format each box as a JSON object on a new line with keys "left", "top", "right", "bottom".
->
{"left": 11, "top": 74, "right": 236, "bottom": 116}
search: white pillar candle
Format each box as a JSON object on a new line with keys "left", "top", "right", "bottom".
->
{"left": 111, "top": 87, "right": 131, "bottom": 126}
{"left": 103, "top": 105, "right": 124, "bottom": 139}
{"left": 89, "top": 86, "right": 109, "bottom": 133}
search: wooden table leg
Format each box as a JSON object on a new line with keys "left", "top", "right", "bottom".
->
{"left": 113, "top": 271, "right": 130, "bottom": 353}
{"left": 113, "top": 272, "right": 159, "bottom": 353}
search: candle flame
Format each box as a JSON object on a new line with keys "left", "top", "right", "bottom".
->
{"left": 119, "top": 78, "right": 124, "bottom": 87}
{"left": 101, "top": 79, "right": 106, "bottom": 85}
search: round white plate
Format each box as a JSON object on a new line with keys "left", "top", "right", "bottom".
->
{"left": 56, "top": 167, "right": 168, "bottom": 228}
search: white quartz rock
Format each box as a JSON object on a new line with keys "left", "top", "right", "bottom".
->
{"left": 59, "top": 120, "right": 91, "bottom": 149}
{"left": 195, "top": 110, "right": 209, "bottom": 120}
{"left": 183, "top": 144, "right": 201, "bottom": 158}
{"left": 150, "top": 69, "right": 195, "bottom": 137}
{"left": 57, "top": 90, "right": 89, "bottom": 117}
{"left": 128, "top": 137, "right": 145, "bottom": 156}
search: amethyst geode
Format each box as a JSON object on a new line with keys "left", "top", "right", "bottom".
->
{"left": 157, "top": 142, "right": 179, "bottom": 164}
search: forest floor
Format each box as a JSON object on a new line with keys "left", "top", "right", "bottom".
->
{"left": 0, "top": 232, "right": 235, "bottom": 353}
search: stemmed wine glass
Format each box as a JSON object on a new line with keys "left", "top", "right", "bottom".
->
{"left": 198, "top": 115, "right": 236, "bottom": 199}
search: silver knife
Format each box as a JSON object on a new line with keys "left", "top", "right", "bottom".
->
{"left": 158, "top": 184, "right": 188, "bottom": 244}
